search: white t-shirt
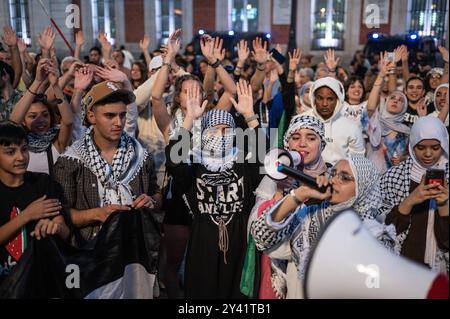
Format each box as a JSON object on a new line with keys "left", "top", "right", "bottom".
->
{"left": 27, "top": 144, "right": 60, "bottom": 175}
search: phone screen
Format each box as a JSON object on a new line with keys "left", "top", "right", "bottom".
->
{"left": 426, "top": 169, "right": 445, "bottom": 186}
{"left": 270, "top": 49, "right": 286, "bottom": 65}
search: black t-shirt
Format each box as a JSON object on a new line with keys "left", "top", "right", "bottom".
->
{"left": 0, "top": 172, "right": 63, "bottom": 283}
{"left": 403, "top": 103, "right": 435, "bottom": 127}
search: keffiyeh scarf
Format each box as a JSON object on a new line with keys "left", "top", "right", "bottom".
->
{"left": 27, "top": 127, "right": 59, "bottom": 153}
{"left": 62, "top": 126, "right": 148, "bottom": 206}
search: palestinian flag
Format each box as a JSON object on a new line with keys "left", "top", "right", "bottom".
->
{"left": 0, "top": 209, "right": 161, "bottom": 299}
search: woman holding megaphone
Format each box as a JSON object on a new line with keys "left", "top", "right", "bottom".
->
{"left": 251, "top": 153, "right": 398, "bottom": 298}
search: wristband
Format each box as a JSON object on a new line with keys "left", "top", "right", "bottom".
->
{"left": 244, "top": 114, "right": 259, "bottom": 123}
{"left": 210, "top": 59, "right": 221, "bottom": 68}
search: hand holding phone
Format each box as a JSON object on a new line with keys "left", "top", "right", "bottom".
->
{"left": 270, "top": 48, "right": 286, "bottom": 65}
{"left": 425, "top": 169, "right": 445, "bottom": 186}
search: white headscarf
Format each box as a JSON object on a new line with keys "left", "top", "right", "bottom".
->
{"left": 309, "top": 77, "right": 345, "bottom": 121}
{"left": 408, "top": 116, "right": 449, "bottom": 269}
{"left": 409, "top": 116, "right": 449, "bottom": 184}
{"left": 379, "top": 91, "right": 410, "bottom": 136}
{"left": 432, "top": 84, "right": 449, "bottom": 126}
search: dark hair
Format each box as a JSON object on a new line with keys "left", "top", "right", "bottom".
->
{"left": 28, "top": 97, "right": 57, "bottom": 129}
{"left": 0, "top": 60, "right": 15, "bottom": 85}
{"left": 424, "top": 72, "right": 442, "bottom": 93}
{"left": 171, "top": 74, "right": 204, "bottom": 116}
{"left": 344, "top": 76, "right": 366, "bottom": 103}
{"left": 120, "top": 45, "right": 126, "bottom": 50}
{"left": 175, "top": 55, "right": 188, "bottom": 69}
{"left": 0, "top": 120, "right": 27, "bottom": 146}
{"left": 113, "top": 49, "right": 125, "bottom": 59}
{"left": 405, "top": 76, "right": 425, "bottom": 90}
{"left": 89, "top": 47, "right": 102, "bottom": 55}
{"left": 131, "top": 61, "right": 148, "bottom": 87}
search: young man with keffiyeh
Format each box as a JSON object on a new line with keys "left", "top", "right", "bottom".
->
{"left": 52, "top": 81, "right": 162, "bottom": 246}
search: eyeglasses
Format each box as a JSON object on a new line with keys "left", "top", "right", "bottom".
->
{"left": 328, "top": 168, "right": 355, "bottom": 184}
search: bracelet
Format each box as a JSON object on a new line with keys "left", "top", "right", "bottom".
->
{"left": 290, "top": 189, "right": 302, "bottom": 206}
{"left": 257, "top": 63, "right": 265, "bottom": 71}
{"left": 28, "top": 88, "right": 39, "bottom": 95}
{"left": 210, "top": 59, "right": 221, "bottom": 68}
{"left": 244, "top": 114, "right": 259, "bottom": 123}
{"left": 235, "top": 65, "right": 242, "bottom": 70}
{"left": 162, "top": 62, "right": 172, "bottom": 71}
{"left": 328, "top": 68, "right": 336, "bottom": 73}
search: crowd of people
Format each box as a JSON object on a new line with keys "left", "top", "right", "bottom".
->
{"left": 0, "top": 24, "right": 448, "bottom": 299}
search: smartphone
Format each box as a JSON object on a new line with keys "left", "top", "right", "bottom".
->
{"left": 386, "top": 52, "right": 395, "bottom": 62}
{"left": 425, "top": 169, "right": 445, "bottom": 186}
{"left": 270, "top": 48, "right": 286, "bottom": 65}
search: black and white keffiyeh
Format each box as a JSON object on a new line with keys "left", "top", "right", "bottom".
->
{"left": 252, "top": 154, "right": 397, "bottom": 282}
{"left": 380, "top": 116, "right": 449, "bottom": 271}
{"left": 27, "top": 126, "right": 59, "bottom": 153}
{"left": 283, "top": 115, "right": 326, "bottom": 151}
{"left": 192, "top": 109, "right": 237, "bottom": 172}
{"left": 62, "top": 126, "right": 148, "bottom": 206}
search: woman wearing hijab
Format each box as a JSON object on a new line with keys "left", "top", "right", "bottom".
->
{"left": 430, "top": 84, "right": 449, "bottom": 130}
{"left": 366, "top": 56, "right": 410, "bottom": 173}
{"left": 380, "top": 116, "right": 449, "bottom": 274}
{"left": 248, "top": 115, "right": 328, "bottom": 299}
{"left": 297, "top": 81, "right": 313, "bottom": 114}
{"left": 166, "top": 79, "right": 263, "bottom": 298}
{"left": 252, "top": 154, "right": 397, "bottom": 298}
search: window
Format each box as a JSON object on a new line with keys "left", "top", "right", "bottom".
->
{"left": 91, "top": 0, "right": 116, "bottom": 44}
{"left": 408, "top": 0, "right": 448, "bottom": 41}
{"left": 8, "top": 0, "right": 31, "bottom": 43}
{"left": 311, "top": 0, "right": 346, "bottom": 50}
{"left": 231, "top": 0, "right": 259, "bottom": 32}
{"left": 155, "top": 0, "right": 182, "bottom": 44}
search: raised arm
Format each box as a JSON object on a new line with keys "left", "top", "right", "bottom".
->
{"left": 250, "top": 37, "right": 269, "bottom": 98}
{"left": 151, "top": 29, "right": 182, "bottom": 143}
{"left": 324, "top": 49, "right": 340, "bottom": 78}
{"left": 139, "top": 35, "right": 152, "bottom": 68}
{"left": 16, "top": 38, "right": 33, "bottom": 87}
{"left": 438, "top": 46, "right": 449, "bottom": 84}
{"left": 47, "top": 60, "right": 74, "bottom": 152}
{"left": 230, "top": 79, "right": 259, "bottom": 129}
{"left": 2, "top": 26, "right": 22, "bottom": 89}
{"left": 234, "top": 39, "right": 250, "bottom": 80}
{"left": 38, "top": 26, "right": 55, "bottom": 59}
{"left": 74, "top": 30, "right": 85, "bottom": 60}
{"left": 9, "top": 58, "right": 50, "bottom": 123}
{"left": 98, "top": 31, "right": 112, "bottom": 60}
{"left": 367, "top": 52, "right": 394, "bottom": 118}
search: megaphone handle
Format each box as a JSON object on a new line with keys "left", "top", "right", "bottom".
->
{"left": 278, "top": 164, "right": 327, "bottom": 193}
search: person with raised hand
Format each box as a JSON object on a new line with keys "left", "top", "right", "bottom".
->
{"left": 165, "top": 78, "right": 264, "bottom": 298}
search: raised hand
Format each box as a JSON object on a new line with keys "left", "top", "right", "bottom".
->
{"left": 288, "top": 48, "right": 302, "bottom": 71}
{"left": 169, "top": 28, "right": 182, "bottom": 42}
{"left": 200, "top": 36, "right": 215, "bottom": 64}
{"left": 139, "top": 34, "right": 150, "bottom": 51}
{"left": 185, "top": 82, "right": 207, "bottom": 120}
{"left": 47, "top": 59, "right": 60, "bottom": 86}
{"left": 17, "top": 38, "right": 27, "bottom": 53}
{"left": 34, "top": 58, "right": 52, "bottom": 83}
{"left": 416, "top": 97, "right": 428, "bottom": 117}
{"left": 324, "top": 49, "right": 340, "bottom": 71}
{"left": 38, "top": 26, "right": 55, "bottom": 51}
{"left": 75, "top": 30, "right": 85, "bottom": 47}
{"left": 74, "top": 66, "right": 94, "bottom": 91}
{"left": 230, "top": 79, "right": 254, "bottom": 117}
{"left": 438, "top": 45, "right": 449, "bottom": 64}
{"left": 379, "top": 51, "right": 396, "bottom": 77}
{"left": 165, "top": 37, "right": 181, "bottom": 63}
{"left": 252, "top": 37, "right": 270, "bottom": 65}
{"left": 96, "top": 65, "right": 128, "bottom": 83}
{"left": 236, "top": 39, "right": 250, "bottom": 63}
{"left": 2, "top": 26, "right": 18, "bottom": 47}
{"left": 213, "top": 37, "right": 225, "bottom": 62}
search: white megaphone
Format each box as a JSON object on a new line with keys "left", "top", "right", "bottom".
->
{"left": 264, "top": 148, "right": 303, "bottom": 181}
{"left": 304, "top": 210, "right": 449, "bottom": 299}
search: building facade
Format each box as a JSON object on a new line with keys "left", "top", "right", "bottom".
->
{"left": 0, "top": 0, "right": 448, "bottom": 62}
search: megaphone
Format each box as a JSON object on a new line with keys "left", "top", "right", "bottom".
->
{"left": 264, "top": 148, "right": 302, "bottom": 181}
{"left": 264, "top": 148, "right": 326, "bottom": 192}
{"left": 304, "top": 210, "right": 449, "bottom": 299}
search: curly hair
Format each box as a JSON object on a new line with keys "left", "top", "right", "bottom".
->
{"left": 170, "top": 74, "right": 205, "bottom": 116}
